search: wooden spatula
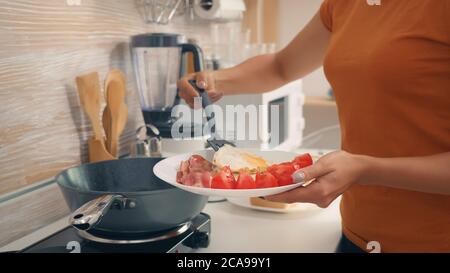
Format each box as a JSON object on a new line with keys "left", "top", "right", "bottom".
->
{"left": 102, "top": 104, "right": 128, "bottom": 156}
{"left": 76, "top": 72, "right": 103, "bottom": 140}
{"left": 76, "top": 72, "right": 115, "bottom": 162}
{"left": 104, "top": 69, "right": 128, "bottom": 157}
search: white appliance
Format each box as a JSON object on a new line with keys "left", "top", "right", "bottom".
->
{"left": 215, "top": 80, "right": 305, "bottom": 151}
{"left": 130, "top": 33, "right": 209, "bottom": 157}
{"left": 194, "top": 0, "right": 246, "bottom": 21}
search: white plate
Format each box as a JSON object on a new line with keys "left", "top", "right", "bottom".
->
{"left": 153, "top": 149, "right": 309, "bottom": 198}
{"left": 227, "top": 197, "right": 319, "bottom": 214}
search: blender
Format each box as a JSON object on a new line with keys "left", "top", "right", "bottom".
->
{"left": 131, "top": 33, "right": 208, "bottom": 156}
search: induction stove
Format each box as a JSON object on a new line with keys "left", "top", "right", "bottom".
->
{"left": 20, "top": 213, "right": 211, "bottom": 253}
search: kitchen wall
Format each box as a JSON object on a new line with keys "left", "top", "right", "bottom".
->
{"left": 278, "top": 0, "right": 331, "bottom": 97}
{"left": 277, "top": 0, "right": 340, "bottom": 150}
{"left": 0, "top": 0, "right": 216, "bottom": 247}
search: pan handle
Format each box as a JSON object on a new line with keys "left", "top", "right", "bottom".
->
{"left": 69, "top": 195, "right": 124, "bottom": 231}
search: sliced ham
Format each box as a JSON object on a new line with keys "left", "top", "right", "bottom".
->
{"left": 176, "top": 155, "right": 213, "bottom": 188}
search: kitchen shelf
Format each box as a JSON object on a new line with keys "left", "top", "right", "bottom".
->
{"left": 305, "top": 96, "right": 337, "bottom": 107}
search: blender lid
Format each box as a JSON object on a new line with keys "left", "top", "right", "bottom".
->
{"left": 131, "top": 33, "right": 187, "bottom": 48}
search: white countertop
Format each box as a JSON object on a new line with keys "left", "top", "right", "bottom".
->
{"left": 200, "top": 198, "right": 342, "bottom": 253}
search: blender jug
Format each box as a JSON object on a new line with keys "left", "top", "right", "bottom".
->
{"left": 131, "top": 33, "right": 204, "bottom": 135}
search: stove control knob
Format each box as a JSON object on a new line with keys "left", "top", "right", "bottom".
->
{"left": 185, "top": 231, "right": 210, "bottom": 249}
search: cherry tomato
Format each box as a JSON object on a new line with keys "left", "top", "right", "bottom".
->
{"left": 255, "top": 171, "right": 278, "bottom": 188}
{"left": 292, "top": 153, "right": 313, "bottom": 169}
{"left": 267, "top": 163, "right": 296, "bottom": 186}
{"left": 236, "top": 171, "right": 256, "bottom": 189}
{"left": 211, "top": 167, "right": 236, "bottom": 189}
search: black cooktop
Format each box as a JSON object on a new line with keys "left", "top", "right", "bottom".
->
{"left": 20, "top": 213, "right": 211, "bottom": 253}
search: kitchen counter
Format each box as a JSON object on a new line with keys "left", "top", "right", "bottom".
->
{"left": 1, "top": 198, "right": 342, "bottom": 253}
{"left": 200, "top": 198, "right": 342, "bottom": 253}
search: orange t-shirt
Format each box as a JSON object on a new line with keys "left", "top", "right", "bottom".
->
{"left": 320, "top": 0, "right": 450, "bottom": 252}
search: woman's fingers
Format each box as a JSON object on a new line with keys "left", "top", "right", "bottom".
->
{"left": 178, "top": 72, "right": 221, "bottom": 108}
{"left": 266, "top": 151, "right": 362, "bottom": 208}
{"left": 195, "top": 72, "right": 208, "bottom": 89}
{"left": 265, "top": 177, "right": 337, "bottom": 208}
{"left": 293, "top": 160, "right": 333, "bottom": 183}
{"left": 265, "top": 180, "right": 324, "bottom": 205}
{"left": 267, "top": 156, "right": 337, "bottom": 206}
{"left": 195, "top": 72, "right": 223, "bottom": 103}
{"left": 178, "top": 74, "right": 198, "bottom": 108}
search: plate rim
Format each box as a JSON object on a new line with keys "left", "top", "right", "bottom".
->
{"left": 226, "top": 197, "right": 319, "bottom": 213}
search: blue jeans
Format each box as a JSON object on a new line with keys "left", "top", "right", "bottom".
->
{"left": 335, "top": 234, "right": 366, "bottom": 253}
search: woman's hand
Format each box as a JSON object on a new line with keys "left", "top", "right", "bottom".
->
{"left": 267, "top": 150, "right": 450, "bottom": 205}
{"left": 177, "top": 71, "right": 223, "bottom": 108}
{"left": 266, "top": 151, "right": 368, "bottom": 208}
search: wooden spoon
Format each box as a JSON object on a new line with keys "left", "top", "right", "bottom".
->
{"left": 102, "top": 104, "right": 128, "bottom": 156}
{"left": 76, "top": 72, "right": 115, "bottom": 162}
{"left": 104, "top": 69, "right": 127, "bottom": 157}
{"left": 102, "top": 105, "right": 111, "bottom": 149}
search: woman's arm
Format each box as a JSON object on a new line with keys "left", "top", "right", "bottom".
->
{"left": 178, "top": 11, "right": 330, "bottom": 107}
{"left": 266, "top": 151, "right": 450, "bottom": 208}
{"left": 361, "top": 152, "right": 450, "bottom": 195}
{"left": 215, "top": 11, "right": 331, "bottom": 95}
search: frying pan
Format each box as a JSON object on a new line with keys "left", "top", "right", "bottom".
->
{"left": 56, "top": 158, "right": 208, "bottom": 234}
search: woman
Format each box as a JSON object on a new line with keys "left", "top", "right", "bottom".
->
{"left": 177, "top": 0, "right": 450, "bottom": 252}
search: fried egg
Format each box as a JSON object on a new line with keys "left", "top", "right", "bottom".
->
{"left": 212, "top": 145, "right": 269, "bottom": 173}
